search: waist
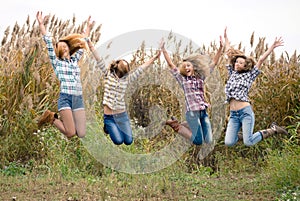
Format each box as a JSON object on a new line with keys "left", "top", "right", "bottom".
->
{"left": 229, "top": 99, "right": 250, "bottom": 110}
{"left": 104, "top": 105, "right": 126, "bottom": 115}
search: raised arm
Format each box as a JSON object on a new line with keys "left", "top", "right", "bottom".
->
{"left": 223, "top": 27, "right": 230, "bottom": 53}
{"left": 83, "top": 16, "right": 101, "bottom": 62}
{"left": 256, "top": 37, "right": 284, "bottom": 68}
{"left": 83, "top": 16, "right": 95, "bottom": 38}
{"left": 160, "top": 39, "right": 176, "bottom": 69}
{"left": 36, "top": 11, "right": 47, "bottom": 35}
{"left": 139, "top": 49, "right": 161, "bottom": 68}
{"left": 210, "top": 35, "right": 224, "bottom": 70}
{"left": 86, "top": 39, "right": 102, "bottom": 62}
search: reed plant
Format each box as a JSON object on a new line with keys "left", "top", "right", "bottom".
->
{"left": 0, "top": 14, "right": 299, "bottom": 175}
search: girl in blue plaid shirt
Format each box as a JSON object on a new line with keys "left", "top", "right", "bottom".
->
{"left": 162, "top": 38, "right": 223, "bottom": 145}
{"left": 223, "top": 27, "right": 288, "bottom": 146}
{"left": 36, "top": 11, "right": 94, "bottom": 139}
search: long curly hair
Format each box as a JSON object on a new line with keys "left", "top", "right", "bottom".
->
{"left": 55, "top": 33, "right": 87, "bottom": 58}
{"left": 227, "top": 48, "right": 256, "bottom": 72}
{"left": 180, "top": 53, "right": 212, "bottom": 78}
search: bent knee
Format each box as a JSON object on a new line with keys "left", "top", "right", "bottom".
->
{"left": 243, "top": 140, "right": 254, "bottom": 147}
{"left": 224, "top": 140, "right": 236, "bottom": 147}
{"left": 192, "top": 140, "right": 203, "bottom": 145}
{"left": 112, "top": 140, "right": 124, "bottom": 145}
{"left": 77, "top": 133, "right": 86, "bottom": 138}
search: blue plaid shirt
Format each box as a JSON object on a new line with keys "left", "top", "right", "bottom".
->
{"left": 43, "top": 34, "right": 84, "bottom": 95}
{"left": 171, "top": 68, "right": 208, "bottom": 111}
{"left": 225, "top": 65, "right": 261, "bottom": 103}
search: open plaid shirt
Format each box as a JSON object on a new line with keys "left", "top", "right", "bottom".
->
{"left": 171, "top": 68, "right": 208, "bottom": 111}
{"left": 225, "top": 65, "right": 261, "bottom": 103}
{"left": 43, "top": 34, "right": 84, "bottom": 95}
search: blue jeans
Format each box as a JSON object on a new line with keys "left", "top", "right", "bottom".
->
{"left": 186, "top": 110, "right": 212, "bottom": 145}
{"left": 225, "top": 105, "right": 262, "bottom": 146}
{"left": 103, "top": 112, "right": 133, "bottom": 145}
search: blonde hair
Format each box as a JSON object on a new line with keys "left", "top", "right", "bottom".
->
{"left": 181, "top": 53, "right": 212, "bottom": 78}
{"left": 55, "top": 33, "right": 87, "bottom": 58}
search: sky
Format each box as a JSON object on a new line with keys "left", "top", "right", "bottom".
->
{"left": 0, "top": 0, "right": 300, "bottom": 57}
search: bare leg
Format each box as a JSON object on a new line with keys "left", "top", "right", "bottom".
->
{"left": 53, "top": 109, "right": 76, "bottom": 138}
{"left": 166, "top": 119, "right": 193, "bottom": 141}
{"left": 177, "top": 124, "right": 193, "bottom": 140}
{"left": 73, "top": 109, "right": 86, "bottom": 138}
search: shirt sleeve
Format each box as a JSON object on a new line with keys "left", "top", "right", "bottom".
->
{"left": 226, "top": 64, "right": 233, "bottom": 76}
{"left": 171, "top": 67, "right": 184, "bottom": 84}
{"left": 72, "top": 49, "right": 84, "bottom": 61}
{"left": 128, "top": 66, "right": 144, "bottom": 82}
{"left": 95, "top": 57, "right": 108, "bottom": 75}
{"left": 250, "top": 66, "right": 261, "bottom": 79}
{"left": 43, "top": 34, "right": 58, "bottom": 70}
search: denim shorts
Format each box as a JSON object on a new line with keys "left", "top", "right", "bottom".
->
{"left": 57, "top": 93, "right": 85, "bottom": 111}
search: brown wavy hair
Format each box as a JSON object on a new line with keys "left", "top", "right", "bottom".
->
{"left": 227, "top": 48, "right": 256, "bottom": 72}
{"left": 108, "top": 59, "right": 130, "bottom": 78}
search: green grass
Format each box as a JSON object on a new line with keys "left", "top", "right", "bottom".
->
{"left": 0, "top": 163, "right": 278, "bottom": 201}
{"left": 1, "top": 146, "right": 300, "bottom": 201}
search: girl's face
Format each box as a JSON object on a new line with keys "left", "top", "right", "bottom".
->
{"left": 114, "top": 59, "right": 130, "bottom": 78}
{"left": 234, "top": 57, "right": 247, "bottom": 72}
{"left": 56, "top": 41, "right": 70, "bottom": 59}
{"left": 181, "top": 61, "right": 194, "bottom": 76}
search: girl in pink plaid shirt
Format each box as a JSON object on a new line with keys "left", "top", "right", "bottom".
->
{"left": 161, "top": 38, "right": 223, "bottom": 145}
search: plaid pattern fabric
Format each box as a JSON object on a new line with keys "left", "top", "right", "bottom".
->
{"left": 96, "top": 60, "right": 144, "bottom": 110}
{"left": 43, "top": 35, "right": 84, "bottom": 95}
{"left": 171, "top": 68, "right": 208, "bottom": 111}
{"left": 225, "top": 65, "right": 261, "bottom": 103}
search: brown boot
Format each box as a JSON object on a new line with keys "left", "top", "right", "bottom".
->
{"left": 165, "top": 118, "right": 180, "bottom": 132}
{"left": 238, "top": 132, "right": 243, "bottom": 140}
{"left": 260, "top": 122, "right": 288, "bottom": 139}
{"left": 38, "top": 110, "right": 56, "bottom": 128}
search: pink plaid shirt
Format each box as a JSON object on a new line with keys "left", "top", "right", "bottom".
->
{"left": 171, "top": 68, "right": 208, "bottom": 111}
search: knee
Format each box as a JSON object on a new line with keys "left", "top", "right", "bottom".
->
{"left": 76, "top": 132, "right": 86, "bottom": 138}
{"left": 112, "top": 139, "right": 124, "bottom": 145}
{"left": 243, "top": 140, "right": 253, "bottom": 147}
{"left": 64, "top": 129, "right": 77, "bottom": 138}
{"left": 111, "top": 136, "right": 124, "bottom": 145}
{"left": 124, "top": 140, "right": 133, "bottom": 146}
{"left": 192, "top": 139, "right": 203, "bottom": 145}
{"left": 224, "top": 139, "right": 236, "bottom": 147}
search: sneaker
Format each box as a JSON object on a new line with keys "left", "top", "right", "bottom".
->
{"left": 37, "top": 110, "right": 55, "bottom": 128}
{"left": 270, "top": 122, "right": 288, "bottom": 135}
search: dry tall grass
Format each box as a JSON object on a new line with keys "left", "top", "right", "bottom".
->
{"left": 0, "top": 14, "right": 299, "bottom": 171}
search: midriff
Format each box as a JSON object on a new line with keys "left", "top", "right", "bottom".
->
{"left": 229, "top": 99, "right": 250, "bottom": 111}
{"left": 103, "top": 105, "right": 126, "bottom": 115}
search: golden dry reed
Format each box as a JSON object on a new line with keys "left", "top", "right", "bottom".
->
{"left": 0, "top": 14, "right": 299, "bottom": 166}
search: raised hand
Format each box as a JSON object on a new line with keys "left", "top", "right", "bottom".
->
{"left": 159, "top": 38, "right": 165, "bottom": 50}
{"left": 83, "top": 16, "right": 95, "bottom": 37}
{"left": 272, "top": 37, "right": 284, "bottom": 49}
{"left": 36, "top": 11, "right": 44, "bottom": 25}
